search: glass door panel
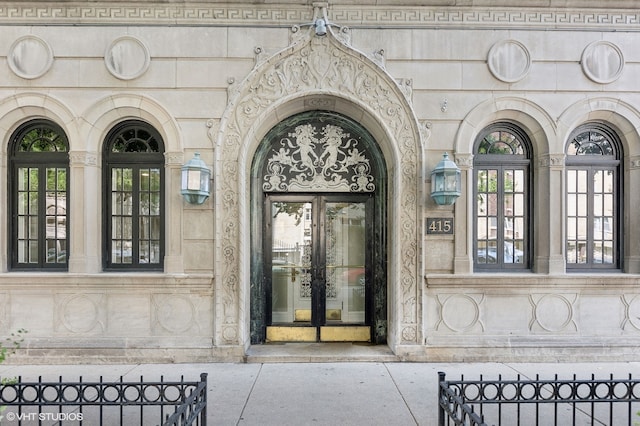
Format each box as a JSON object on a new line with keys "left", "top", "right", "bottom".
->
{"left": 270, "top": 201, "right": 312, "bottom": 323}
{"left": 267, "top": 195, "right": 371, "bottom": 342}
{"left": 326, "top": 202, "right": 365, "bottom": 324}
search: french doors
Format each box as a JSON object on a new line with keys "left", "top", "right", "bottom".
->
{"left": 265, "top": 194, "right": 372, "bottom": 342}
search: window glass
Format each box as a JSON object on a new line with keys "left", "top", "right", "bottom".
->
{"left": 104, "top": 121, "right": 164, "bottom": 270}
{"left": 566, "top": 125, "right": 619, "bottom": 270}
{"left": 10, "top": 121, "right": 69, "bottom": 270}
{"left": 474, "top": 124, "right": 530, "bottom": 271}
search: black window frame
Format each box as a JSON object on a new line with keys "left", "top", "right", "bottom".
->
{"left": 8, "top": 120, "right": 70, "bottom": 271}
{"left": 103, "top": 120, "right": 165, "bottom": 271}
{"left": 473, "top": 122, "right": 532, "bottom": 272}
{"left": 565, "top": 123, "right": 621, "bottom": 271}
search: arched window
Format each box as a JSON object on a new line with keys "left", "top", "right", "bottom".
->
{"left": 473, "top": 123, "right": 531, "bottom": 271}
{"left": 566, "top": 123, "right": 621, "bottom": 270}
{"left": 103, "top": 120, "right": 164, "bottom": 270}
{"left": 9, "top": 120, "right": 69, "bottom": 270}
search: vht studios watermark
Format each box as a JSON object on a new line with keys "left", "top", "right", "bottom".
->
{"left": 4, "top": 411, "right": 83, "bottom": 423}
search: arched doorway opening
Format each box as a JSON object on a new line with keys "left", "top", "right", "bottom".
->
{"left": 250, "top": 111, "right": 387, "bottom": 344}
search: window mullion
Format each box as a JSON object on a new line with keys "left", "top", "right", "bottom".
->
{"left": 38, "top": 166, "right": 48, "bottom": 268}
{"left": 131, "top": 165, "right": 140, "bottom": 265}
{"left": 588, "top": 166, "right": 604, "bottom": 266}
{"left": 496, "top": 166, "right": 505, "bottom": 266}
{"left": 591, "top": 167, "right": 599, "bottom": 265}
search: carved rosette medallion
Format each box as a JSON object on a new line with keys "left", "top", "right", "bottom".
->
{"left": 217, "top": 20, "right": 420, "bottom": 345}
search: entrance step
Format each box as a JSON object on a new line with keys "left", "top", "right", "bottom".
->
{"left": 245, "top": 342, "right": 399, "bottom": 363}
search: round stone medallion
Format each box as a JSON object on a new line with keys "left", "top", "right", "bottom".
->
{"left": 487, "top": 39, "right": 531, "bottom": 83}
{"left": 62, "top": 294, "right": 100, "bottom": 333}
{"left": 441, "top": 294, "right": 480, "bottom": 332}
{"left": 581, "top": 41, "right": 624, "bottom": 84}
{"left": 105, "top": 36, "right": 150, "bottom": 80}
{"left": 156, "top": 295, "right": 195, "bottom": 333}
{"left": 534, "top": 294, "right": 573, "bottom": 332}
{"left": 8, "top": 35, "right": 54, "bottom": 79}
{"left": 627, "top": 295, "right": 640, "bottom": 330}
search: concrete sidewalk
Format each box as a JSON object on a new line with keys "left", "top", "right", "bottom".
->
{"left": 0, "top": 352, "right": 639, "bottom": 425}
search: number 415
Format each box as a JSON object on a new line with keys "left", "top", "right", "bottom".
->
{"left": 428, "top": 218, "right": 453, "bottom": 234}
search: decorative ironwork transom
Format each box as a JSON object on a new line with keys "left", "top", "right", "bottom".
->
{"left": 262, "top": 115, "right": 376, "bottom": 193}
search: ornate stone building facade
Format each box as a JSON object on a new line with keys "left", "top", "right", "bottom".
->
{"left": 1, "top": 0, "right": 640, "bottom": 362}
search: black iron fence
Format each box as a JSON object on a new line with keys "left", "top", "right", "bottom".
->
{"left": 438, "top": 371, "right": 640, "bottom": 426}
{"left": 0, "top": 373, "right": 207, "bottom": 426}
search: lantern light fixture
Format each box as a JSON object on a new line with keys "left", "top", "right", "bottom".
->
{"left": 430, "top": 152, "right": 461, "bottom": 206}
{"left": 314, "top": 18, "right": 327, "bottom": 36}
{"left": 296, "top": 16, "right": 336, "bottom": 37}
{"left": 181, "top": 152, "right": 211, "bottom": 205}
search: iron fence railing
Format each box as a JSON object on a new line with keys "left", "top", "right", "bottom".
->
{"left": 0, "top": 373, "right": 207, "bottom": 426}
{"left": 438, "top": 371, "right": 640, "bottom": 426}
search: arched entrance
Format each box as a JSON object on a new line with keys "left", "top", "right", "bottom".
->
{"left": 250, "top": 111, "right": 387, "bottom": 344}
{"left": 214, "top": 18, "right": 423, "bottom": 353}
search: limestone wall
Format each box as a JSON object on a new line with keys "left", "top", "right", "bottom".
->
{"left": 0, "top": 1, "right": 638, "bottom": 362}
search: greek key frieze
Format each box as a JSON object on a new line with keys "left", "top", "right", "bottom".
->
{"left": 0, "top": 4, "right": 310, "bottom": 24}
{"left": 0, "top": 4, "right": 637, "bottom": 31}
{"left": 333, "top": 8, "right": 640, "bottom": 29}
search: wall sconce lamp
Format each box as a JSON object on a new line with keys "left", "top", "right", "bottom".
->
{"left": 430, "top": 152, "right": 461, "bottom": 206}
{"left": 181, "top": 152, "right": 211, "bottom": 205}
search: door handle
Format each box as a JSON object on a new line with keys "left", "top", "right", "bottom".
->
{"left": 291, "top": 267, "right": 299, "bottom": 282}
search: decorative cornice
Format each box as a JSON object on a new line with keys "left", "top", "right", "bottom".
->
{"left": 0, "top": 4, "right": 638, "bottom": 31}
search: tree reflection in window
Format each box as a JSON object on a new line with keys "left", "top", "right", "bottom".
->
{"left": 474, "top": 124, "right": 530, "bottom": 271}
{"left": 567, "top": 130, "right": 615, "bottom": 156}
{"left": 10, "top": 121, "right": 69, "bottom": 270}
{"left": 477, "top": 130, "right": 526, "bottom": 155}
{"left": 566, "top": 124, "right": 620, "bottom": 270}
{"left": 104, "top": 121, "right": 164, "bottom": 270}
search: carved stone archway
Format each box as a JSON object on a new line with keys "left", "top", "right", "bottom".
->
{"left": 214, "top": 6, "right": 423, "bottom": 352}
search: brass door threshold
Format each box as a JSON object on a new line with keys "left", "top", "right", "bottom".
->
{"left": 320, "top": 326, "right": 370, "bottom": 342}
{"left": 266, "top": 325, "right": 370, "bottom": 342}
{"left": 266, "top": 326, "right": 316, "bottom": 342}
